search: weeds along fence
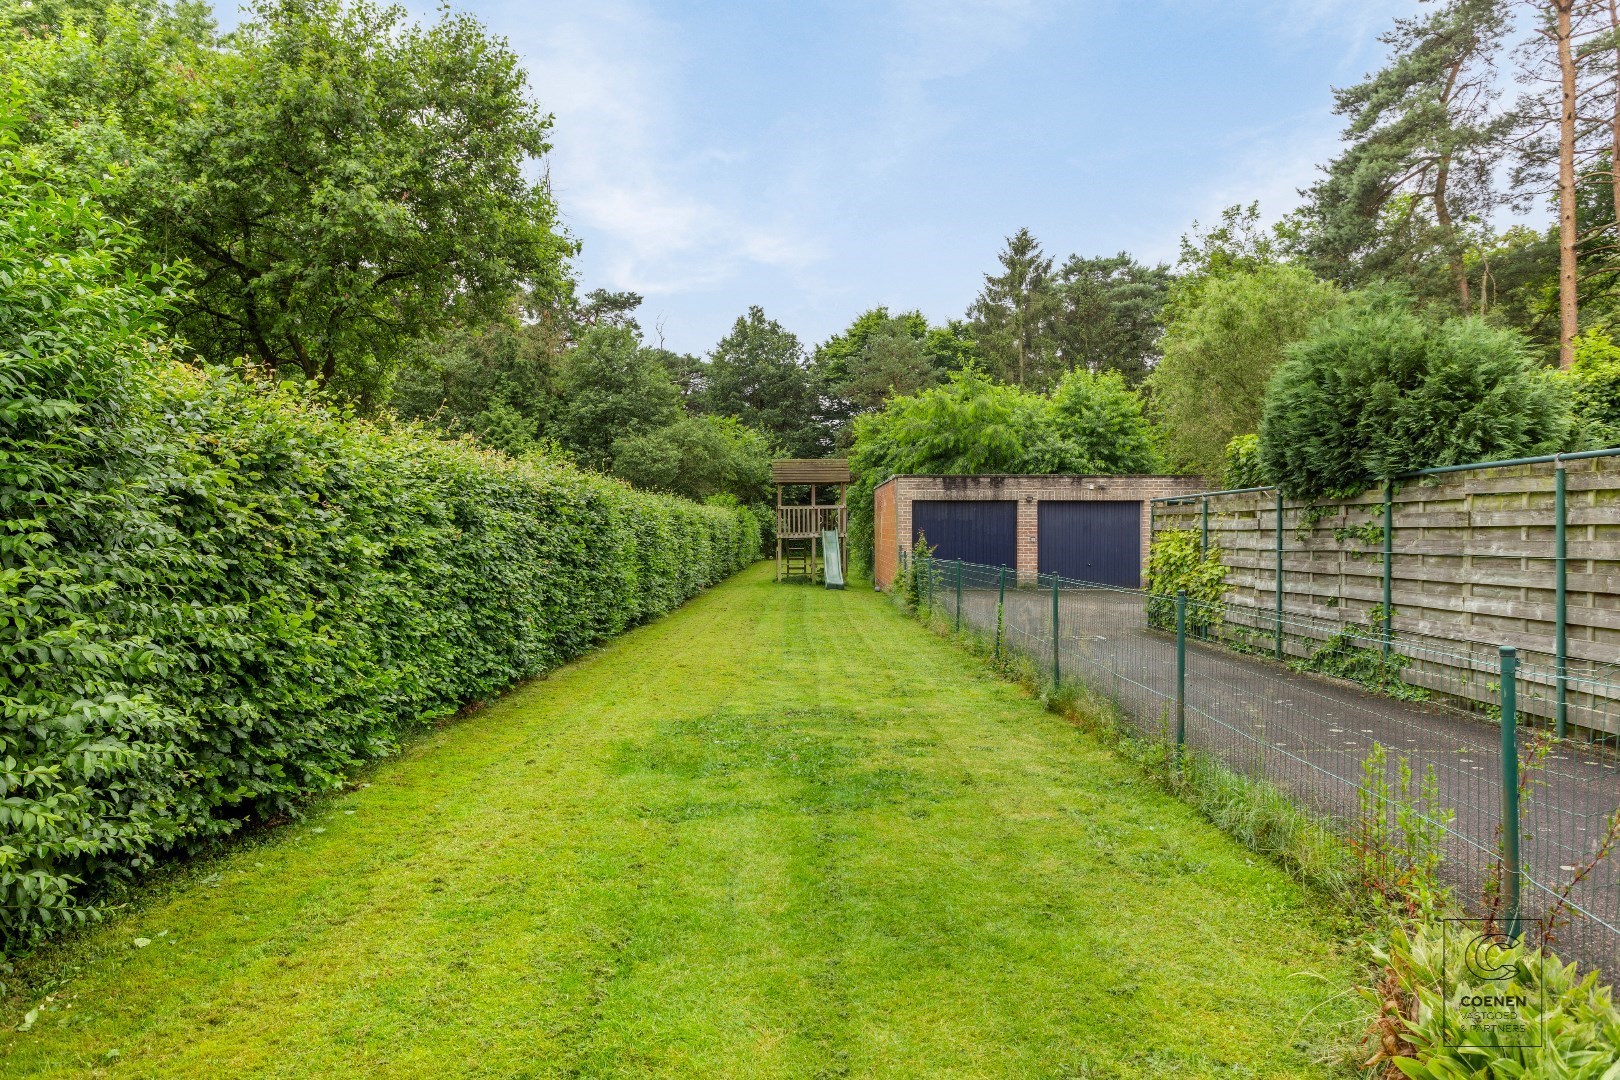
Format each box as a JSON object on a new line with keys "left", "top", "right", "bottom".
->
{"left": 902, "top": 552, "right": 1620, "bottom": 984}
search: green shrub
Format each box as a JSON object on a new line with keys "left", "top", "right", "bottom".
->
{"left": 1559, "top": 327, "right": 1620, "bottom": 450}
{"left": 1143, "top": 528, "right": 1227, "bottom": 631}
{"left": 1258, "top": 302, "right": 1570, "bottom": 500}
{"left": 0, "top": 133, "right": 758, "bottom": 950}
{"left": 1222, "top": 433, "right": 1266, "bottom": 489}
{"left": 1, "top": 131, "right": 190, "bottom": 948}
{"left": 1366, "top": 922, "right": 1620, "bottom": 1077}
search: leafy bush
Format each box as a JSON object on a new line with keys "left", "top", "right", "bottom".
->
{"left": 1222, "top": 433, "right": 1266, "bottom": 489}
{"left": 1258, "top": 301, "right": 1571, "bottom": 500}
{"left": 1143, "top": 528, "right": 1227, "bottom": 632}
{"left": 1, "top": 131, "right": 189, "bottom": 947}
{"left": 0, "top": 134, "right": 758, "bottom": 950}
{"left": 848, "top": 367, "right": 1161, "bottom": 567}
{"left": 1559, "top": 327, "right": 1620, "bottom": 450}
{"left": 1043, "top": 367, "right": 1162, "bottom": 473}
{"left": 1366, "top": 922, "right": 1620, "bottom": 1077}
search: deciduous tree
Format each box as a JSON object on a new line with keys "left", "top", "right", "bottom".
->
{"left": 553, "top": 326, "right": 682, "bottom": 469}
{"left": 1147, "top": 264, "right": 1340, "bottom": 479}
{"left": 10, "top": 0, "right": 575, "bottom": 404}
{"left": 702, "top": 306, "right": 824, "bottom": 456}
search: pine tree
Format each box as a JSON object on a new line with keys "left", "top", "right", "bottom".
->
{"left": 1513, "top": 0, "right": 1610, "bottom": 367}
{"left": 968, "top": 228, "right": 1057, "bottom": 388}
{"left": 1049, "top": 253, "right": 1172, "bottom": 383}
{"left": 1298, "top": 0, "right": 1511, "bottom": 313}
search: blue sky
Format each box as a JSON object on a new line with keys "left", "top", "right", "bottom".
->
{"left": 281, "top": 0, "right": 1430, "bottom": 354}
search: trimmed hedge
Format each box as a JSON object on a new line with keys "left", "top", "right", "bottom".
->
{"left": 1, "top": 137, "right": 758, "bottom": 949}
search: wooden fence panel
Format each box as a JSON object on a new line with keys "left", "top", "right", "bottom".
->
{"left": 1150, "top": 455, "right": 1620, "bottom": 736}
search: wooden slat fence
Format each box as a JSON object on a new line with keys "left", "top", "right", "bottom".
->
{"left": 1152, "top": 454, "right": 1620, "bottom": 737}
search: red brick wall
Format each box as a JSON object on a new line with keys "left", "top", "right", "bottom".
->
{"left": 884, "top": 474, "right": 1208, "bottom": 588}
{"left": 873, "top": 479, "right": 897, "bottom": 589}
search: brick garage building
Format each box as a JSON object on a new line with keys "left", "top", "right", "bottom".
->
{"left": 872, "top": 474, "right": 1206, "bottom": 591}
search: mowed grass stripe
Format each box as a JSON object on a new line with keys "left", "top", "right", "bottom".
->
{"left": 0, "top": 565, "right": 1358, "bottom": 1078}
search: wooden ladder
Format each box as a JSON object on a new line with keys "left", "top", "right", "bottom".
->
{"left": 782, "top": 536, "right": 817, "bottom": 580}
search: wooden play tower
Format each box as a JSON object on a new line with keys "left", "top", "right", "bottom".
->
{"left": 773, "top": 459, "right": 850, "bottom": 586}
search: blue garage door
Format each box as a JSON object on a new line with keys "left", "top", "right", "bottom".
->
{"left": 911, "top": 501, "right": 1017, "bottom": 569}
{"left": 1037, "top": 501, "right": 1141, "bottom": 587}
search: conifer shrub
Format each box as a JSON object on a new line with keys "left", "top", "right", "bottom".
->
{"left": 1258, "top": 302, "right": 1569, "bottom": 500}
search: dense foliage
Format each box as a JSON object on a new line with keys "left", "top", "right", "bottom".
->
{"left": 1258, "top": 299, "right": 1570, "bottom": 499}
{"left": 967, "top": 229, "right": 1172, "bottom": 389}
{"left": 389, "top": 315, "right": 566, "bottom": 456}
{"left": 0, "top": 134, "right": 757, "bottom": 949}
{"left": 609, "top": 416, "right": 774, "bottom": 505}
{"left": 811, "top": 307, "right": 978, "bottom": 443}
{"left": 1221, "top": 433, "right": 1266, "bottom": 489}
{"left": 847, "top": 367, "right": 1159, "bottom": 565}
{"left": 1559, "top": 328, "right": 1620, "bottom": 449}
{"left": 552, "top": 325, "right": 682, "bottom": 470}
{"left": 9, "top": 0, "right": 574, "bottom": 406}
{"left": 1147, "top": 263, "right": 1340, "bottom": 479}
{"left": 1143, "top": 529, "right": 1229, "bottom": 633}
{"left": 700, "top": 306, "right": 825, "bottom": 458}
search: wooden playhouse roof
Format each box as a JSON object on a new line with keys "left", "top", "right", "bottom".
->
{"left": 771, "top": 458, "right": 851, "bottom": 484}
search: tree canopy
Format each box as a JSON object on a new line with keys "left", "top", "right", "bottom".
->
{"left": 1050, "top": 253, "right": 1172, "bottom": 383}
{"left": 847, "top": 367, "right": 1160, "bottom": 562}
{"left": 1294, "top": 0, "right": 1510, "bottom": 312}
{"left": 609, "top": 416, "right": 774, "bottom": 505}
{"left": 10, "top": 0, "right": 574, "bottom": 406}
{"left": 701, "top": 306, "right": 824, "bottom": 457}
{"left": 1147, "top": 263, "right": 1341, "bottom": 479}
{"left": 553, "top": 325, "right": 683, "bottom": 470}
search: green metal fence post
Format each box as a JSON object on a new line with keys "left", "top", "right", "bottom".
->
{"left": 1274, "top": 491, "right": 1285, "bottom": 660}
{"left": 1200, "top": 497, "right": 1209, "bottom": 557}
{"left": 1382, "top": 480, "right": 1394, "bottom": 659}
{"left": 1051, "top": 575, "right": 1061, "bottom": 688}
{"left": 1175, "top": 589, "right": 1187, "bottom": 764}
{"left": 995, "top": 565, "right": 1006, "bottom": 661}
{"left": 1555, "top": 457, "right": 1568, "bottom": 738}
{"left": 955, "top": 559, "right": 964, "bottom": 632}
{"left": 1499, "top": 645, "right": 1522, "bottom": 941}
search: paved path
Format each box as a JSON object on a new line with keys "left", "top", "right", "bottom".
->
{"left": 963, "top": 586, "right": 1620, "bottom": 978}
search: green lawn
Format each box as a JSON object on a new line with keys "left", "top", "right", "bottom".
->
{"left": 0, "top": 565, "right": 1360, "bottom": 1078}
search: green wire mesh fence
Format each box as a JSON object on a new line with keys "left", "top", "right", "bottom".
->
{"left": 903, "top": 551, "right": 1620, "bottom": 984}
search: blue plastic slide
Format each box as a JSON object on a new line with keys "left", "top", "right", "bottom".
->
{"left": 821, "top": 530, "right": 845, "bottom": 589}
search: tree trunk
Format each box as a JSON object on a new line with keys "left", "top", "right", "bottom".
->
{"left": 1558, "top": 0, "right": 1580, "bottom": 369}
{"left": 1434, "top": 157, "right": 1472, "bottom": 313}
{"left": 1609, "top": 0, "right": 1620, "bottom": 234}
{"left": 1434, "top": 61, "right": 1472, "bottom": 313}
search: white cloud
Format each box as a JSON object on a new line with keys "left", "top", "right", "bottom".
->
{"left": 494, "top": 0, "right": 822, "bottom": 301}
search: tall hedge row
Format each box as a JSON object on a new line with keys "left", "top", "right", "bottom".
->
{"left": 0, "top": 137, "right": 758, "bottom": 949}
